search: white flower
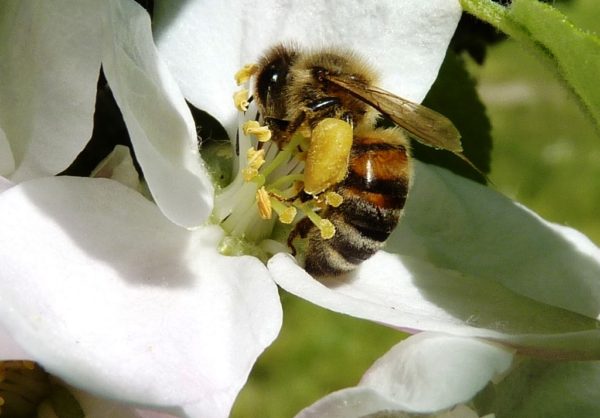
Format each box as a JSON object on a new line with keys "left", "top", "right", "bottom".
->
{"left": 0, "top": 1, "right": 279, "bottom": 416}
{"left": 296, "top": 332, "right": 600, "bottom": 417}
{"left": 1, "top": 0, "right": 600, "bottom": 417}
{"left": 295, "top": 332, "right": 512, "bottom": 417}
{"left": 156, "top": 0, "right": 600, "bottom": 355}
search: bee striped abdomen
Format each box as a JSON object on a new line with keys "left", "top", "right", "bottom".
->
{"left": 304, "top": 132, "right": 411, "bottom": 277}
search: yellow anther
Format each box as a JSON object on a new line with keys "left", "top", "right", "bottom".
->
{"left": 243, "top": 120, "right": 272, "bottom": 142}
{"left": 279, "top": 206, "right": 297, "bottom": 224}
{"left": 319, "top": 219, "right": 336, "bottom": 239}
{"left": 270, "top": 198, "right": 298, "bottom": 224}
{"left": 256, "top": 187, "right": 272, "bottom": 219}
{"left": 324, "top": 191, "right": 344, "bottom": 207}
{"left": 233, "top": 88, "right": 250, "bottom": 112}
{"left": 235, "top": 63, "right": 259, "bottom": 85}
{"left": 243, "top": 148, "right": 265, "bottom": 181}
{"left": 247, "top": 147, "right": 265, "bottom": 170}
{"left": 243, "top": 167, "right": 258, "bottom": 181}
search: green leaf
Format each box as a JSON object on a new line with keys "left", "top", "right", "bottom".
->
{"left": 475, "top": 359, "right": 600, "bottom": 418}
{"left": 460, "top": 0, "right": 600, "bottom": 133}
{"left": 418, "top": 50, "right": 492, "bottom": 184}
{"left": 49, "top": 385, "right": 85, "bottom": 418}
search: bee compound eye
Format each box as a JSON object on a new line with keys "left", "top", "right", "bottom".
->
{"left": 256, "top": 58, "right": 290, "bottom": 107}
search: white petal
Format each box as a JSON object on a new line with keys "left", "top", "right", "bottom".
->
{"left": 0, "top": 175, "right": 13, "bottom": 193}
{"left": 154, "top": 0, "right": 461, "bottom": 134}
{"left": 73, "top": 389, "right": 180, "bottom": 418}
{"left": 91, "top": 145, "right": 141, "bottom": 191}
{"left": 0, "top": 323, "right": 31, "bottom": 360}
{"left": 388, "top": 162, "right": 600, "bottom": 320}
{"left": 358, "top": 333, "right": 513, "bottom": 412}
{"left": 101, "top": 0, "right": 214, "bottom": 228}
{"left": 295, "top": 387, "right": 409, "bottom": 418}
{"left": 0, "top": 0, "right": 101, "bottom": 182}
{"left": 297, "top": 333, "right": 512, "bottom": 417}
{"left": 0, "top": 177, "right": 282, "bottom": 414}
{"left": 269, "top": 251, "right": 600, "bottom": 356}
{"left": 295, "top": 389, "right": 486, "bottom": 418}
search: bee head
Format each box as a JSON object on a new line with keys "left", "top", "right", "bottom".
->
{"left": 254, "top": 45, "right": 299, "bottom": 120}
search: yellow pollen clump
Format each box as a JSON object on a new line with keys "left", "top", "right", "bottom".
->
{"left": 256, "top": 187, "right": 272, "bottom": 219}
{"left": 243, "top": 120, "right": 272, "bottom": 142}
{"left": 235, "top": 63, "right": 259, "bottom": 85}
{"left": 303, "top": 118, "right": 353, "bottom": 195}
{"left": 319, "top": 219, "right": 336, "bottom": 239}
{"left": 233, "top": 89, "right": 250, "bottom": 112}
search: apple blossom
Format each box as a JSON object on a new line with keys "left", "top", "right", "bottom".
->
{"left": 296, "top": 332, "right": 600, "bottom": 418}
{"left": 0, "top": 0, "right": 212, "bottom": 227}
{"left": 155, "top": 0, "right": 600, "bottom": 356}
{"left": 1, "top": 0, "right": 600, "bottom": 418}
{"left": 295, "top": 332, "right": 511, "bottom": 418}
{"left": 0, "top": 0, "right": 281, "bottom": 416}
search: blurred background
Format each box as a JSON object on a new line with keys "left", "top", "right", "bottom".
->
{"left": 231, "top": 0, "right": 600, "bottom": 416}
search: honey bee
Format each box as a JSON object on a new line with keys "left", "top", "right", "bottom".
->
{"left": 253, "top": 44, "right": 468, "bottom": 277}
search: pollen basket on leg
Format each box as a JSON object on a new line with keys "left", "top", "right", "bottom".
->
{"left": 303, "top": 118, "right": 353, "bottom": 196}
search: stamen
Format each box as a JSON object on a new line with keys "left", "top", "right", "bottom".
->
{"left": 268, "top": 174, "right": 304, "bottom": 191}
{"left": 242, "top": 148, "right": 265, "bottom": 181}
{"left": 256, "top": 187, "right": 272, "bottom": 219}
{"left": 235, "top": 63, "right": 259, "bottom": 85}
{"left": 324, "top": 191, "right": 344, "bottom": 207}
{"left": 233, "top": 89, "right": 250, "bottom": 112}
{"left": 259, "top": 132, "right": 309, "bottom": 178}
{"left": 270, "top": 198, "right": 297, "bottom": 224}
{"left": 215, "top": 67, "right": 352, "bottom": 261}
{"left": 319, "top": 219, "right": 336, "bottom": 239}
{"left": 295, "top": 201, "right": 336, "bottom": 239}
{"left": 243, "top": 120, "right": 272, "bottom": 142}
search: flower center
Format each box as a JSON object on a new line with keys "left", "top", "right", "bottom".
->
{"left": 0, "top": 361, "right": 51, "bottom": 416}
{"left": 211, "top": 65, "right": 353, "bottom": 262}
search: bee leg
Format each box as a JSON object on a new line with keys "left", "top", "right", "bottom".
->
{"left": 264, "top": 116, "right": 290, "bottom": 132}
{"left": 341, "top": 111, "right": 354, "bottom": 127}
{"left": 287, "top": 216, "right": 313, "bottom": 256}
{"left": 262, "top": 116, "right": 291, "bottom": 147}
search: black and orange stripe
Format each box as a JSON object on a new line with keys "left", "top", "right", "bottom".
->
{"left": 303, "top": 131, "right": 411, "bottom": 277}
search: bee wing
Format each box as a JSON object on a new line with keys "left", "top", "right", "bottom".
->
{"left": 325, "top": 76, "right": 463, "bottom": 153}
